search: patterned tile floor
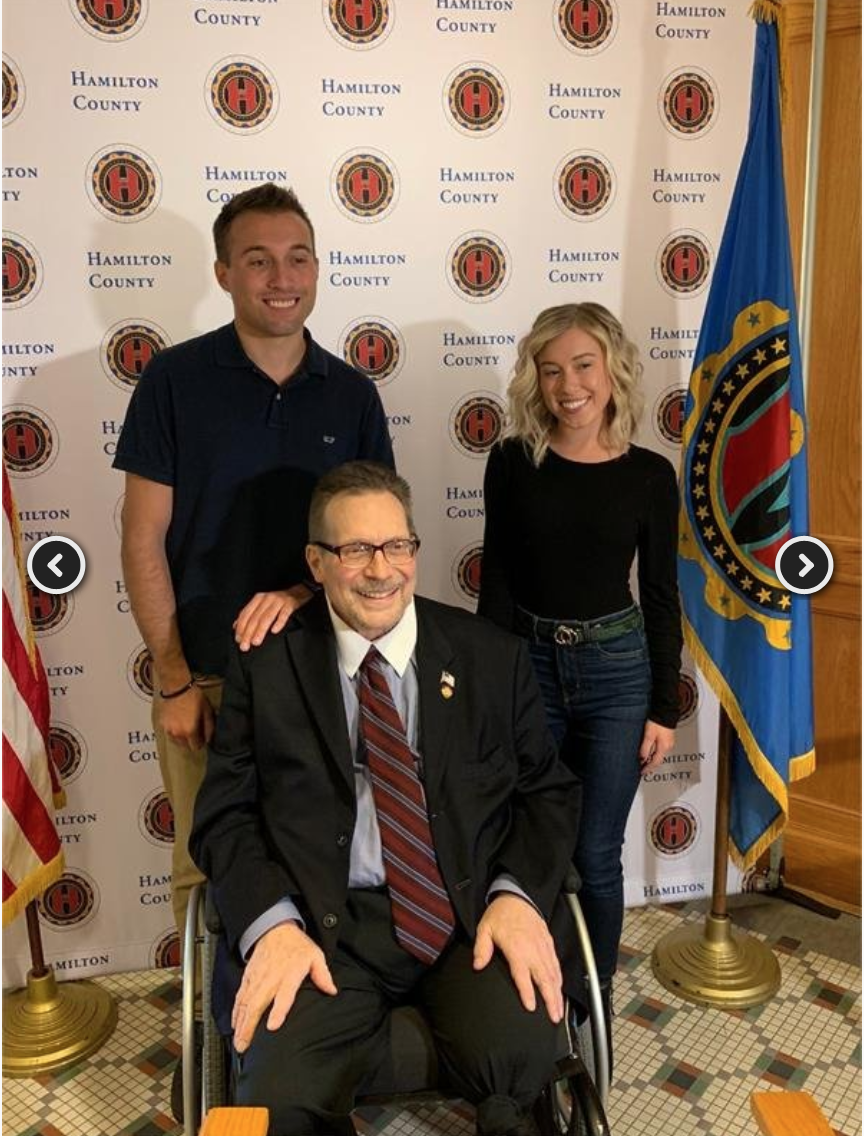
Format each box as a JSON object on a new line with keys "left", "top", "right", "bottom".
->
{"left": 3, "top": 902, "right": 860, "bottom": 1136}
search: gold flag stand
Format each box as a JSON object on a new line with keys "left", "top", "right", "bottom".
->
{"left": 3, "top": 901, "right": 117, "bottom": 1077}
{"left": 651, "top": 707, "right": 781, "bottom": 1008}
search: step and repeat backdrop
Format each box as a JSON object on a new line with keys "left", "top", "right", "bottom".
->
{"left": 3, "top": 0, "right": 749, "bottom": 984}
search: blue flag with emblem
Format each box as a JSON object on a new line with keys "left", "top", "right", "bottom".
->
{"left": 678, "top": 4, "right": 815, "bottom": 867}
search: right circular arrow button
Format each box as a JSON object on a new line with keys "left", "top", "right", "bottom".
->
{"left": 775, "top": 536, "right": 834, "bottom": 595}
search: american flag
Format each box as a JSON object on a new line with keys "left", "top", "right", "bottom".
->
{"left": 2, "top": 461, "right": 65, "bottom": 925}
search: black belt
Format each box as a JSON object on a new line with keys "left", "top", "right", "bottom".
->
{"left": 516, "top": 606, "right": 642, "bottom": 647}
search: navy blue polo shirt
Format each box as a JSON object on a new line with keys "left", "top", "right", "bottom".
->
{"left": 113, "top": 322, "right": 394, "bottom": 676}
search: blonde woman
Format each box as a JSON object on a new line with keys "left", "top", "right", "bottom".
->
{"left": 478, "top": 303, "right": 682, "bottom": 1058}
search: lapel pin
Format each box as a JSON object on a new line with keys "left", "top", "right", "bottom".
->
{"left": 440, "top": 670, "right": 456, "bottom": 699}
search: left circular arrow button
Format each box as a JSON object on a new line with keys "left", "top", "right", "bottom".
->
{"left": 26, "top": 536, "right": 87, "bottom": 595}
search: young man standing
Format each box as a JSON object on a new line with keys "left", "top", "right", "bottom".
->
{"left": 114, "top": 186, "right": 393, "bottom": 940}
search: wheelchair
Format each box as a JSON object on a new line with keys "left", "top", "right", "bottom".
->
{"left": 181, "top": 869, "right": 611, "bottom": 1136}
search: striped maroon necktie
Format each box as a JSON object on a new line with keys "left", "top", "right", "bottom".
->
{"left": 359, "top": 647, "right": 455, "bottom": 964}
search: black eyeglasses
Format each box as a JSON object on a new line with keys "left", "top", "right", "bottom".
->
{"left": 312, "top": 537, "right": 421, "bottom": 568}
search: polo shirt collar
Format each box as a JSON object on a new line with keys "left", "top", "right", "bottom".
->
{"left": 327, "top": 598, "right": 417, "bottom": 679}
{"left": 213, "top": 322, "right": 330, "bottom": 379}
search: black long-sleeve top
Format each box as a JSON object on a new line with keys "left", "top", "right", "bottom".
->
{"left": 478, "top": 438, "right": 683, "bottom": 728}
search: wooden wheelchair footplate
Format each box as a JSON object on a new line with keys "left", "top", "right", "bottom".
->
{"left": 750, "top": 1090, "right": 834, "bottom": 1136}
{"left": 199, "top": 1107, "right": 269, "bottom": 1136}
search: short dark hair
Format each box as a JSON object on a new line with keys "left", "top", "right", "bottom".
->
{"left": 308, "top": 462, "right": 415, "bottom": 542}
{"left": 212, "top": 185, "right": 316, "bottom": 263}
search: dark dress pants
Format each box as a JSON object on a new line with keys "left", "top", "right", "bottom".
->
{"left": 234, "top": 889, "right": 558, "bottom": 1136}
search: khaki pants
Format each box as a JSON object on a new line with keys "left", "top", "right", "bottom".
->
{"left": 152, "top": 679, "right": 223, "bottom": 942}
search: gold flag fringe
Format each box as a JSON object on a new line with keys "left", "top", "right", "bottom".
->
{"left": 683, "top": 615, "right": 815, "bottom": 870}
{"left": 1, "top": 849, "right": 65, "bottom": 928}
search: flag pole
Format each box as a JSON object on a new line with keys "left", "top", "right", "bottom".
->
{"left": 3, "top": 899, "right": 118, "bottom": 1077}
{"left": 24, "top": 901, "right": 48, "bottom": 977}
{"left": 797, "top": 0, "right": 828, "bottom": 398}
{"left": 651, "top": 0, "right": 814, "bottom": 1010}
{"left": 767, "top": 0, "right": 827, "bottom": 888}
{"left": 651, "top": 707, "right": 781, "bottom": 1008}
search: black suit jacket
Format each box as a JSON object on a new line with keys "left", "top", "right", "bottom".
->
{"left": 190, "top": 593, "right": 581, "bottom": 959}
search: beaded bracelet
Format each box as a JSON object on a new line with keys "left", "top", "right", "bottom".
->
{"left": 159, "top": 677, "right": 197, "bottom": 700}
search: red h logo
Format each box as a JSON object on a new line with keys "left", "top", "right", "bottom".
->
{"left": 348, "top": 166, "right": 383, "bottom": 206}
{"left": 464, "top": 249, "right": 495, "bottom": 286}
{"left": 225, "top": 76, "right": 261, "bottom": 116}
{"left": 28, "top": 584, "right": 57, "bottom": 624}
{"left": 460, "top": 80, "right": 493, "bottom": 121}
{"left": 3, "top": 251, "right": 23, "bottom": 291}
{"left": 5, "top": 422, "right": 40, "bottom": 461}
{"left": 659, "top": 813, "right": 692, "bottom": 848}
{"left": 341, "top": 0, "right": 375, "bottom": 31}
{"left": 358, "top": 334, "right": 387, "bottom": 370}
{"left": 569, "top": 0, "right": 601, "bottom": 36}
{"left": 464, "top": 407, "right": 494, "bottom": 443}
{"left": 119, "top": 337, "right": 154, "bottom": 376}
{"left": 671, "top": 245, "right": 703, "bottom": 284}
{"left": 673, "top": 84, "right": 705, "bottom": 125}
{"left": 105, "top": 162, "right": 142, "bottom": 205}
{"left": 91, "top": 0, "right": 130, "bottom": 18}
{"left": 570, "top": 166, "right": 601, "bottom": 205}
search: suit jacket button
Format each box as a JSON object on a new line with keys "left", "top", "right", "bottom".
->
{"left": 322, "top": 913, "right": 338, "bottom": 929}
{"left": 336, "top": 833, "right": 349, "bottom": 847}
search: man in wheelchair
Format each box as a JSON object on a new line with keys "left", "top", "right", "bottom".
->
{"left": 190, "top": 461, "right": 582, "bottom": 1136}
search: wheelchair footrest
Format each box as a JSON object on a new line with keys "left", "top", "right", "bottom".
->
{"left": 199, "top": 1106, "right": 269, "bottom": 1136}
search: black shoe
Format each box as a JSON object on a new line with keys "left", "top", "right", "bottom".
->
{"left": 500, "top": 1119, "right": 540, "bottom": 1136}
{"left": 171, "top": 1021, "right": 203, "bottom": 1124}
{"left": 474, "top": 1099, "right": 535, "bottom": 1136}
{"left": 476, "top": 1097, "right": 540, "bottom": 1136}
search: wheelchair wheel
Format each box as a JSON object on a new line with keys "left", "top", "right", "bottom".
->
{"left": 572, "top": 1016, "right": 599, "bottom": 1106}
{"left": 534, "top": 1055, "right": 610, "bottom": 1136}
{"left": 201, "top": 924, "right": 228, "bottom": 1113}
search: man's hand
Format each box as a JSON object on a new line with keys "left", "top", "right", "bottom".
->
{"left": 638, "top": 720, "right": 676, "bottom": 772}
{"left": 473, "top": 893, "right": 563, "bottom": 1024}
{"left": 232, "top": 922, "right": 337, "bottom": 1053}
{"left": 158, "top": 685, "right": 215, "bottom": 751}
{"left": 233, "top": 584, "right": 314, "bottom": 652}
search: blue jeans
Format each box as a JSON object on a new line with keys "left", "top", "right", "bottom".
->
{"left": 523, "top": 606, "right": 651, "bottom": 984}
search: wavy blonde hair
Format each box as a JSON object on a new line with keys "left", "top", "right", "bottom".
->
{"left": 504, "top": 303, "right": 644, "bottom": 467}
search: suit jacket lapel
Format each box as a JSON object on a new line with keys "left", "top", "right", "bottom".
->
{"left": 415, "top": 600, "right": 457, "bottom": 802}
{"left": 286, "top": 594, "right": 355, "bottom": 794}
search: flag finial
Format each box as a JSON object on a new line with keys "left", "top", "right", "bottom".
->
{"left": 750, "top": 0, "right": 782, "bottom": 22}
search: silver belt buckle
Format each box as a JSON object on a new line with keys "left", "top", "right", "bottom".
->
{"left": 553, "top": 624, "right": 580, "bottom": 646}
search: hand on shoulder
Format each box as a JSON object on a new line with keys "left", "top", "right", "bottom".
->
{"left": 233, "top": 583, "right": 315, "bottom": 651}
